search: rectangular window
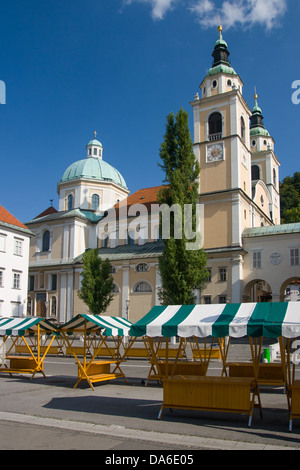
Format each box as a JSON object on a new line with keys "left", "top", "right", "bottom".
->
{"left": 253, "top": 251, "right": 262, "bottom": 269}
{"left": 219, "top": 268, "right": 227, "bottom": 282}
{"left": 11, "top": 302, "right": 21, "bottom": 316}
{"left": 0, "top": 234, "right": 6, "bottom": 252}
{"left": 13, "top": 272, "right": 21, "bottom": 289}
{"left": 290, "top": 248, "right": 299, "bottom": 266}
{"left": 14, "top": 238, "right": 23, "bottom": 256}
{"left": 206, "top": 269, "right": 212, "bottom": 282}
{"left": 219, "top": 295, "right": 227, "bottom": 304}
{"left": 203, "top": 296, "right": 211, "bottom": 304}
{"left": 29, "top": 275, "right": 35, "bottom": 291}
{"left": 51, "top": 274, "right": 57, "bottom": 291}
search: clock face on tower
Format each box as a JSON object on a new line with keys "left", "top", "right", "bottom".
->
{"left": 207, "top": 142, "right": 224, "bottom": 163}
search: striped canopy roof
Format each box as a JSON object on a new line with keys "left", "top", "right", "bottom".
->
{"left": 59, "top": 314, "right": 132, "bottom": 337}
{"left": 0, "top": 317, "right": 57, "bottom": 337}
{"left": 129, "top": 303, "right": 300, "bottom": 339}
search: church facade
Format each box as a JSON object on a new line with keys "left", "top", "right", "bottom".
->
{"left": 25, "top": 27, "right": 300, "bottom": 323}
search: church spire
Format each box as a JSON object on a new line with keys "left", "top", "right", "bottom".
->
{"left": 211, "top": 23, "right": 231, "bottom": 68}
{"left": 250, "top": 92, "right": 270, "bottom": 136}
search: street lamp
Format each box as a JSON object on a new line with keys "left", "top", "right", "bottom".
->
{"left": 125, "top": 300, "right": 130, "bottom": 320}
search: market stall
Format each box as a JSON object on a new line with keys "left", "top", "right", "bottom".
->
{"left": 58, "top": 314, "right": 132, "bottom": 390}
{"left": 0, "top": 316, "right": 58, "bottom": 379}
{"left": 129, "top": 302, "right": 300, "bottom": 428}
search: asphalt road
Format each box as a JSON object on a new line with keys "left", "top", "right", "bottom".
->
{"left": 0, "top": 342, "right": 300, "bottom": 453}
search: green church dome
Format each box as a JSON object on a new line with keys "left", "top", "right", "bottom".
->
{"left": 61, "top": 157, "right": 127, "bottom": 189}
{"left": 60, "top": 136, "right": 128, "bottom": 189}
{"left": 61, "top": 156, "right": 127, "bottom": 189}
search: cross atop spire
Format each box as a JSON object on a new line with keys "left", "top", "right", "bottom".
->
{"left": 217, "top": 15, "right": 223, "bottom": 39}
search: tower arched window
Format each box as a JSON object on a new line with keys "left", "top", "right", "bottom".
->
{"left": 241, "top": 116, "right": 245, "bottom": 142}
{"left": 42, "top": 230, "right": 50, "bottom": 252}
{"left": 208, "top": 112, "right": 222, "bottom": 140}
{"left": 251, "top": 165, "right": 260, "bottom": 181}
{"left": 92, "top": 194, "right": 100, "bottom": 211}
{"left": 67, "top": 194, "right": 73, "bottom": 211}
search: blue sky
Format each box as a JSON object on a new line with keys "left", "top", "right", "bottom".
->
{"left": 0, "top": 0, "right": 299, "bottom": 224}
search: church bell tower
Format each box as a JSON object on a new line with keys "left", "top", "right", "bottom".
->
{"left": 191, "top": 25, "right": 273, "bottom": 252}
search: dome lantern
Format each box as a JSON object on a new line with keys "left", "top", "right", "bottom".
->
{"left": 86, "top": 131, "right": 103, "bottom": 159}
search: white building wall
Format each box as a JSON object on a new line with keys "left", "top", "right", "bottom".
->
{"left": 243, "top": 231, "right": 300, "bottom": 301}
{"left": 0, "top": 225, "right": 31, "bottom": 317}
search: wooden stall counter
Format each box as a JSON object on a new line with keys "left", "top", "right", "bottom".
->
{"left": 0, "top": 356, "right": 45, "bottom": 378}
{"left": 288, "top": 380, "right": 300, "bottom": 431}
{"left": 76, "top": 360, "right": 123, "bottom": 388}
{"left": 125, "top": 347, "right": 185, "bottom": 359}
{"left": 147, "top": 360, "right": 207, "bottom": 384}
{"left": 159, "top": 375, "right": 262, "bottom": 426}
{"left": 225, "top": 362, "right": 286, "bottom": 387}
{"left": 192, "top": 348, "right": 221, "bottom": 361}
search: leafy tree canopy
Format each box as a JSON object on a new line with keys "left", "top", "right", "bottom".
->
{"left": 78, "top": 248, "right": 114, "bottom": 315}
{"left": 280, "top": 172, "right": 300, "bottom": 223}
{"left": 157, "top": 108, "right": 208, "bottom": 305}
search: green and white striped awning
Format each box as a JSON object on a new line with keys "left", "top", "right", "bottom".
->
{"left": 130, "top": 303, "right": 300, "bottom": 339}
{"left": 59, "top": 314, "right": 132, "bottom": 337}
{"left": 0, "top": 317, "right": 57, "bottom": 337}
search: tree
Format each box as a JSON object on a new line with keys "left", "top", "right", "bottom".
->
{"left": 78, "top": 248, "right": 114, "bottom": 315}
{"left": 157, "top": 108, "right": 208, "bottom": 305}
{"left": 280, "top": 172, "right": 300, "bottom": 223}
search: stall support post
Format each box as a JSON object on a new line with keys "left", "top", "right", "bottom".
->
{"left": 165, "top": 337, "right": 169, "bottom": 378}
{"left": 249, "top": 337, "right": 263, "bottom": 382}
{"left": 62, "top": 330, "right": 95, "bottom": 391}
{"left": 146, "top": 337, "right": 163, "bottom": 384}
{"left": 220, "top": 337, "right": 230, "bottom": 377}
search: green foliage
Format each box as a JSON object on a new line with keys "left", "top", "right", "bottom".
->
{"left": 157, "top": 108, "right": 208, "bottom": 305}
{"left": 280, "top": 172, "right": 300, "bottom": 223}
{"left": 78, "top": 248, "right": 114, "bottom": 315}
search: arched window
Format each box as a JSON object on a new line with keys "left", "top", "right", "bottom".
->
{"left": 42, "top": 230, "right": 50, "bottom": 252}
{"left": 67, "top": 194, "right": 73, "bottom": 211}
{"left": 133, "top": 281, "right": 152, "bottom": 293}
{"left": 51, "top": 296, "right": 57, "bottom": 317}
{"left": 208, "top": 112, "right": 222, "bottom": 140}
{"left": 251, "top": 165, "right": 260, "bottom": 181}
{"left": 135, "top": 263, "right": 149, "bottom": 272}
{"left": 92, "top": 194, "right": 100, "bottom": 211}
{"left": 241, "top": 116, "right": 245, "bottom": 142}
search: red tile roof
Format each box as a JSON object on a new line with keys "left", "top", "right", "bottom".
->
{"left": 0, "top": 205, "right": 28, "bottom": 229}
{"left": 114, "top": 185, "right": 166, "bottom": 214}
{"left": 34, "top": 206, "right": 58, "bottom": 219}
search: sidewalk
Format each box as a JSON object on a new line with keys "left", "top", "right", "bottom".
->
{"left": 0, "top": 411, "right": 296, "bottom": 450}
{"left": 0, "top": 340, "right": 300, "bottom": 451}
